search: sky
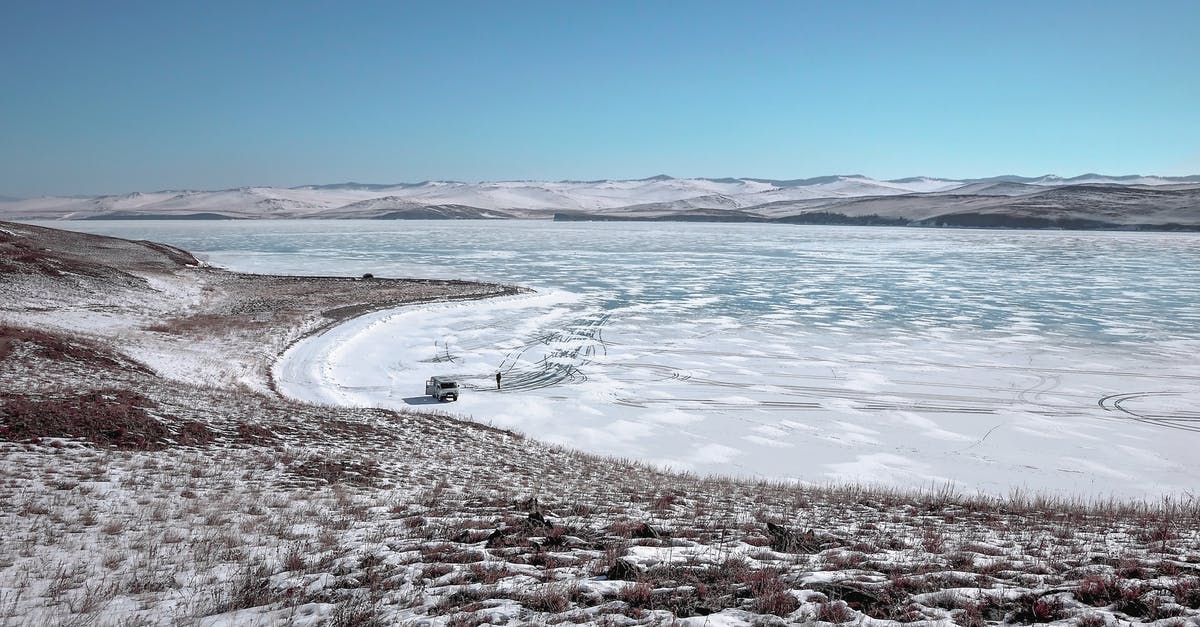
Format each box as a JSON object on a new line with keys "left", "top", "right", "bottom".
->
{"left": 1, "top": 0, "right": 1198, "bottom": 197}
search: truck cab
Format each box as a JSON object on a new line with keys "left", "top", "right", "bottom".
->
{"left": 425, "top": 376, "right": 460, "bottom": 402}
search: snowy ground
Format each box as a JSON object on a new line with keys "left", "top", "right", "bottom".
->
{"left": 4, "top": 221, "right": 1200, "bottom": 626}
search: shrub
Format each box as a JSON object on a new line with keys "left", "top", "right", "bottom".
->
{"left": 290, "top": 455, "right": 380, "bottom": 486}
{"left": 744, "top": 568, "right": 799, "bottom": 617}
{"left": 1076, "top": 613, "right": 1108, "bottom": 627}
{"left": 1112, "top": 583, "right": 1151, "bottom": 617}
{"left": 329, "top": 598, "right": 385, "bottom": 627}
{"left": 647, "top": 587, "right": 701, "bottom": 617}
{"left": 236, "top": 422, "right": 277, "bottom": 445}
{"left": 926, "top": 590, "right": 969, "bottom": 610}
{"left": 1116, "top": 558, "right": 1148, "bottom": 579}
{"left": 1076, "top": 575, "right": 1123, "bottom": 606}
{"left": 651, "top": 493, "right": 678, "bottom": 512}
{"left": 956, "top": 595, "right": 1004, "bottom": 627}
{"left": 817, "top": 601, "right": 856, "bottom": 624}
{"left": 1172, "top": 577, "right": 1200, "bottom": 609}
{"left": 618, "top": 582, "right": 652, "bottom": 609}
{"left": 420, "top": 544, "right": 485, "bottom": 564}
{"left": 418, "top": 564, "right": 453, "bottom": 581}
{"left": 1009, "top": 593, "right": 1068, "bottom": 623}
{"left": 178, "top": 421, "right": 214, "bottom": 445}
{"left": 946, "top": 551, "right": 975, "bottom": 569}
{"left": 433, "top": 587, "right": 494, "bottom": 614}
{"left": 0, "top": 326, "right": 144, "bottom": 371}
{"left": 467, "top": 562, "right": 513, "bottom": 585}
{"left": 824, "top": 551, "right": 868, "bottom": 570}
{"left": 854, "top": 576, "right": 929, "bottom": 621}
{"left": 521, "top": 585, "right": 572, "bottom": 613}
{"left": 752, "top": 590, "right": 799, "bottom": 617}
{"left": 1, "top": 390, "right": 170, "bottom": 449}
{"left": 214, "top": 565, "right": 275, "bottom": 612}
{"left": 282, "top": 545, "right": 308, "bottom": 572}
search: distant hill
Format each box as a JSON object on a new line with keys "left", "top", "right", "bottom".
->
{"left": 2, "top": 174, "right": 1197, "bottom": 229}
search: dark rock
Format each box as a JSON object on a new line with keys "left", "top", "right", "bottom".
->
{"left": 485, "top": 528, "right": 513, "bottom": 548}
{"left": 766, "top": 522, "right": 819, "bottom": 553}
{"left": 806, "top": 582, "right": 880, "bottom": 609}
{"left": 518, "top": 496, "right": 542, "bottom": 514}
{"left": 606, "top": 558, "right": 641, "bottom": 581}
{"left": 631, "top": 522, "right": 660, "bottom": 539}
{"left": 526, "top": 510, "right": 553, "bottom": 529}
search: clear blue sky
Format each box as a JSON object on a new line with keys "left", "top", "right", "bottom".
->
{"left": 2, "top": 0, "right": 1197, "bottom": 196}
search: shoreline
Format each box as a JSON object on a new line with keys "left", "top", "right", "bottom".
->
{"left": 264, "top": 280, "right": 532, "bottom": 397}
{"left": 0, "top": 219, "right": 525, "bottom": 394}
{"left": 271, "top": 289, "right": 565, "bottom": 408}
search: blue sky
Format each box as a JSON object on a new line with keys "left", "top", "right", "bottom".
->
{"left": 1, "top": 0, "right": 1197, "bottom": 196}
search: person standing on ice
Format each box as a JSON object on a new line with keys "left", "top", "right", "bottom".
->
{"left": 495, "top": 371, "right": 502, "bottom": 390}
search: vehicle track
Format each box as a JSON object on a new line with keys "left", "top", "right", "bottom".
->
{"left": 418, "top": 306, "right": 1199, "bottom": 438}
{"left": 477, "top": 312, "right": 612, "bottom": 392}
{"left": 1097, "top": 392, "right": 1200, "bottom": 433}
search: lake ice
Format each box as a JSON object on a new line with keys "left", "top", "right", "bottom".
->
{"left": 47, "top": 220, "right": 1200, "bottom": 498}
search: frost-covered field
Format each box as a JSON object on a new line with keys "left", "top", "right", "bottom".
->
{"left": 43, "top": 221, "right": 1200, "bottom": 498}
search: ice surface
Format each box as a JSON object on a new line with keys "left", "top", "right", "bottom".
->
{"left": 44, "top": 220, "right": 1200, "bottom": 498}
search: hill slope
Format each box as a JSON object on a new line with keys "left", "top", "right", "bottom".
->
{"left": 5, "top": 175, "right": 1197, "bottom": 229}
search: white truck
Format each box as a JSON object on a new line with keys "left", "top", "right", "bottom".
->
{"left": 425, "top": 376, "right": 460, "bottom": 402}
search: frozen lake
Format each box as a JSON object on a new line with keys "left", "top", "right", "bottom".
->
{"left": 45, "top": 220, "right": 1200, "bottom": 498}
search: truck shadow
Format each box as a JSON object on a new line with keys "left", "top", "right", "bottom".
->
{"left": 400, "top": 396, "right": 449, "bottom": 406}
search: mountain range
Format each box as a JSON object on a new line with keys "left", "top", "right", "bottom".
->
{"left": 3, "top": 174, "right": 1199, "bottom": 229}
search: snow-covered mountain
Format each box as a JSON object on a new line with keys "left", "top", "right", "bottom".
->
{"left": 1, "top": 174, "right": 1197, "bottom": 223}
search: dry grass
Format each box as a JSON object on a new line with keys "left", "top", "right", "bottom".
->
{"left": 3, "top": 380, "right": 1198, "bottom": 625}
